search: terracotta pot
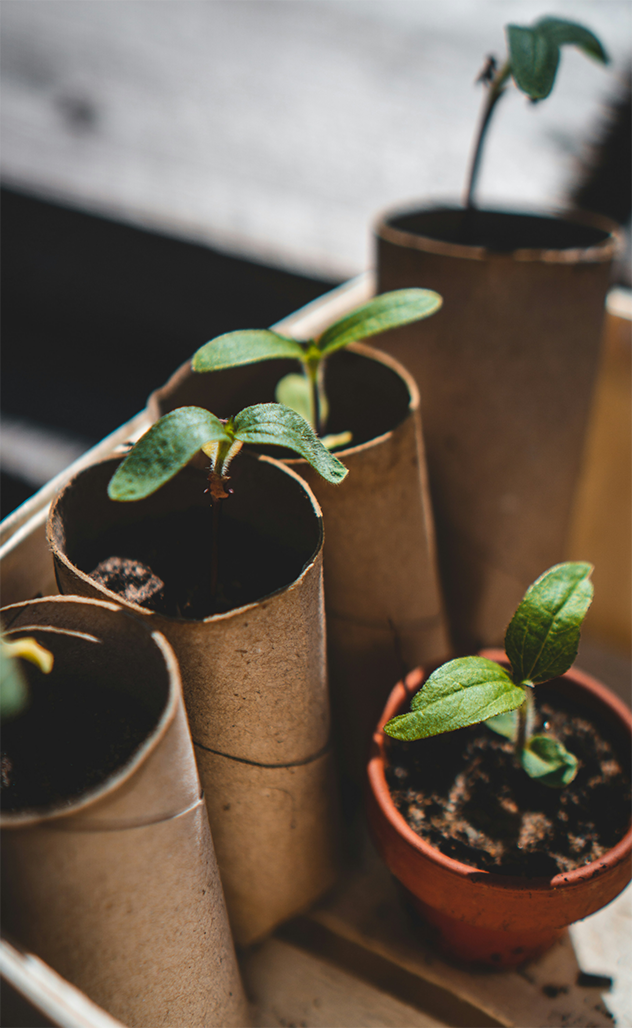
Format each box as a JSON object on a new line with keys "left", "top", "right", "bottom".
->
{"left": 47, "top": 453, "right": 339, "bottom": 946}
{"left": 1, "top": 596, "right": 248, "bottom": 1027}
{"left": 148, "top": 342, "right": 449, "bottom": 782}
{"left": 367, "top": 648, "right": 632, "bottom": 968}
{"left": 374, "top": 205, "right": 622, "bottom": 652}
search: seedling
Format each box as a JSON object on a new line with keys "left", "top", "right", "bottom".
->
{"left": 1, "top": 634, "right": 54, "bottom": 721}
{"left": 465, "top": 16, "right": 609, "bottom": 208}
{"left": 108, "top": 402, "right": 347, "bottom": 603}
{"left": 191, "top": 289, "right": 442, "bottom": 439}
{"left": 384, "top": 562, "right": 594, "bottom": 788}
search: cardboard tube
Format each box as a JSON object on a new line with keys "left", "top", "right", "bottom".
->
{"left": 48, "top": 455, "right": 339, "bottom": 945}
{"left": 374, "top": 205, "right": 621, "bottom": 650}
{"left": 566, "top": 298, "right": 632, "bottom": 655}
{"left": 148, "top": 343, "right": 450, "bottom": 780}
{"left": 0, "top": 596, "right": 248, "bottom": 1028}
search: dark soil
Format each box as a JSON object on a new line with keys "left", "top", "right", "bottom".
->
{"left": 1, "top": 680, "right": 155, "bottom": 812}
{"left": 386, "top": 690, "right": 631, "bottom": 877}
{"left": 83, "top": 505, "right": 306, "bottom": 619}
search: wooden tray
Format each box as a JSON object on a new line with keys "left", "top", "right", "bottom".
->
{"left": 2, "top": 275, "right": 630, "bottom": 1028}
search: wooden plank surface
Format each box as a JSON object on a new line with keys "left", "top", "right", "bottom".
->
{"left": 294, "top": 834, "right": 630, "bottom": 1028}
{"left": 243, "top": 937, "right": 447, "bottom": 1028}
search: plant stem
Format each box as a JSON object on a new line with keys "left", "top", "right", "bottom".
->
{"left": 515, "top": 688, "right": 534, "bottom": 767}
{"left": 206, "top": 466, "right": 231, "bottom": 605}
{"left": 307, "top": 365, "right": 323, "bottom": 436}
{"left": 463, "top": 61, "right": 511, "bottom": 211}
{"left": 210, "top": 498, "right": 222, "bottom": 604}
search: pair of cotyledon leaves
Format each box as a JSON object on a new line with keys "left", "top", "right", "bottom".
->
{"left": 191, "top": 288, "right": 442, "bottom": 432}
{"left": 384, "top": 562, "right": 594, "bottom": 787}
{"left": 108, "top": 289, "right": 442, "bottom": 500}
{"left": 108, "top": 403, "right": 348, "bottom": 499}
{"left": 507, "top": 16, "right": 608, "bottom": 101}
{"left": 0, "top": 635, "right": 54, "bottom": 722}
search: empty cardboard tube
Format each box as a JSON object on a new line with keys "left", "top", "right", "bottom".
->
{"left": 47, "top": 454, "right": 339, "bottom": 945}
{"left": 374, "top": 204, "right": 621, "bottom": 651}
{"left": 0, "top": 596, "right": 248, "bottom": 1028}
{"left": 148, "top": 343, "right": 450, "bottom": 781}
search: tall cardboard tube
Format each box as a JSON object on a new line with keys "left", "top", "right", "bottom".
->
{"left": 47, "top": 454, "right": 339, "bottom": 945}
{"left": 374, "top": 205, "right": 621, "bottom": 651}
{"left": 0, "top": 596, "right": 248, "bottom": 1028}
{"left": 148, "top": 343, "right": 450, "bottom": 780}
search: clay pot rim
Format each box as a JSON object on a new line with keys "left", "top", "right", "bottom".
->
{"left": 368, "top": 647, "right": 632, "bottom": 893}
{"left": 0, "top": 595, "right": 181, "bottom": 827}
{"left": 374, "top": 202, "right": 623, "bottom": 264}
{"left": 48, "top": 453, "right": 324, "bottom": 626}
{"left": 148, "top": 342, "right": 420, "bottom": 465}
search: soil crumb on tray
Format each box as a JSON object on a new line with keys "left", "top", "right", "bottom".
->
{"left": 1, "top": 681, "right": 155, "bottom": 812}
{"left": 386, "top": 691, "right": 631, "bottom": 877}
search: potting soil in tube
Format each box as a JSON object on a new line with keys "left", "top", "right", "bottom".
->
{"left": 83, "top": 506, "right": 306, "bottom": 620}
{"left": 1, "top": 680, "right": 155, "bottom": 811}
{"left": 386, "top": 689, "right": 631, "bottom": 877}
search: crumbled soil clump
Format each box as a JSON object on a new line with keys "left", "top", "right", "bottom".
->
{"left": 83, "top": 506, "right": 305, "bottom": 619}
{"left": 386, "top": 690, "right": 631, "bottom": 877}
{"left": 1, "top": 681, "right": 155, "bottom": 811}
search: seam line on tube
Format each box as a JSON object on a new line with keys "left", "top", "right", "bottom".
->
{"left": 192, "top": 739, "right": 332, "bottom": 769}
{"left": 326, "top": 609, "right": 444, "bottom": 630}
{"left": 41, "top": 795, "right": 205, "bottom": 833}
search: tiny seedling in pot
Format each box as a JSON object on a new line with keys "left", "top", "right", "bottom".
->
{"left": 384, "top": 562, "right": 594, "bottom": 787}
{"left": 0, "top": 634, "right": 53, "bottom": 722}
{"left": 191, "top": 288, "right": 442, "bottom": 441}
{"left": 108, "top": 402, "right": 347, "bottom": 607}
{"left": 465, "top": 16, "right": 609, "bottom": 208}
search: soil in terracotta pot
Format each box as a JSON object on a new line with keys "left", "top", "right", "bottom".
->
{"left": 386, "top": 689, "right": 631, "bottom": 877}
{"left": 1, "top": 679, "right": 155, "bottom": 811}
{"left": 82, "top": 505, "right": 306, "bottom": 619}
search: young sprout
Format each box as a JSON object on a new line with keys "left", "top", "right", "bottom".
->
{"left": 1, "top": 634, "right": 54, "bottom": 721}
{"left": 108, "top": 403, "right": 348, "bottom": 602}
{"left": 191, "top": 289, "right": 442, "bottom": 441}
{"left": 465, "top": 16, "right": 609, "bottom": 209}
{"left": 384, "top": 563, "right": 594, "bottom": 788}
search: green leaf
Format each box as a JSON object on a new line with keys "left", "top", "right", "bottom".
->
{"left": 534, "top": 17, "right": 609, "bottom": 64}
{"left": 507, "top": 24, "right": 560, "bottom": 99}
{"left": 108, "top": 407, "right": 231, "bottom": 501}
{"left": 1, "top": 643, "right": 29, "bottom": 721}
{"left": 507, "top": 17, "right": 608, "bottom": 102}
{"left": 322, "top": 431, "right": 353, "bottom": 451}
{"left": 384, "top": 656, "right": 526, "bottom": 741}
{"left": 192, "top": 330, "right": 304, "bottom": 373}
{"left": 275, "top": 373, "right": 313, "bottom": 426}
{"left": 317, "top": 289, "right": 443, "bottom": 356}
{"left": 485, "top": 709, "right": 518, "bottom": 741}
{"left": 234, "top": 404, "right": 348, "bottom": 484}
{"left": 505, "top": 562, "right": 593, "bottom": 685}
{"left": 521, "top": 734, "right": 579, "bottom": 787}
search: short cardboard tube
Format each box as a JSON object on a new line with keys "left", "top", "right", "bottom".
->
{"left": 1, "top": 596, "right": 248, "bottom": 1027}
{"left": 47, "top": 455, "right": 340, "bottom": 943}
